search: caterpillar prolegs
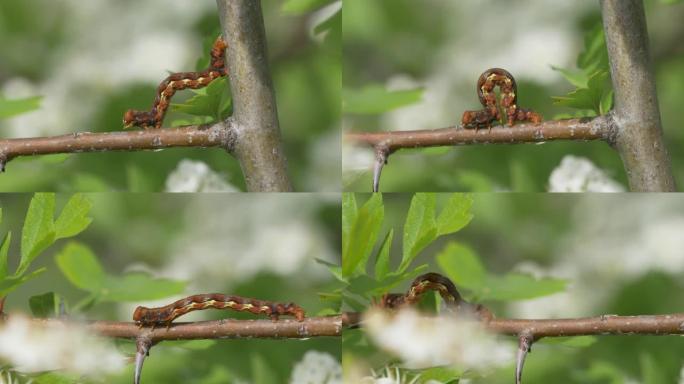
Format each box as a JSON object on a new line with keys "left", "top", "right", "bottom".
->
{"left": 461, "top": 68, "right": 542, "bottom": 129}
{"left": 132, "top": 293, "right": 306, "bottom": 328}
{"left": 122, "top": 36, "right": 228, "bottom": 129}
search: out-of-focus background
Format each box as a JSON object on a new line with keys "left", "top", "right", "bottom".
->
{"left": 345, "top": 193, "right": 684, "bottom": 383}
{"left": 0, "top": 0, "right": 341, "bottom": 192}
{"left": 342, "top": 0, "right": 684, "bottom": 192}
{"left": 0, "top": 193, "right": 341, "bottom": 383}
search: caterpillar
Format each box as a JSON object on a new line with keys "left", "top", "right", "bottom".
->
{"left": 461, "top": 68, "right": 542, "bottom": 129}
{"left": 379, "top": 272, "right": 492, "bottom": 320}
{"left": 132, "top": 293, "right": 306, "bottom": 328}
{"left": 123, "top": 36, "right": 228, "bottom": 129}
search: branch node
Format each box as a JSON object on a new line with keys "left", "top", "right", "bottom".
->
{"left": 0, "top": 152, "right": 7, "bottom": 173}
{"left": 134, "top": 335, "right": 155, "bottom": 384}
{"left": 372, "top": 144, "right": 390, "bottom": 192}
{"left": 515, "top": 331, "right": 535, "bottom": 384}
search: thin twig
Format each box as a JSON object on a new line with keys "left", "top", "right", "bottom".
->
{"left": 0, "top": 123, "right": 236, "bottom": 172}
{"left": 48, "top": 315, "right": 344, "bottom": 341}
{"left": 342, "top": 311, "right": 684, "bottom": 337}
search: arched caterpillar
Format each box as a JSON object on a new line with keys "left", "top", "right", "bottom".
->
{"left": 123, "top": 36, "right": 228, "bottom": 129}
{"left": 132, "top": 293, "right": 306, "bottom": 328}
{"left": 461, "top": 68, "right": 542, "bottom": 129}
{"left": 379, "top": 272, "right": 492, "bottom": 320}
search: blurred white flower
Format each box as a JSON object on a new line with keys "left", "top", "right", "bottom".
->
{"left": 364, "top": 308, "right": 513, "bottom": 371}
{"left": 164, "top": 159, "right": 237, "bottom": 192}
{"left": 548, "top": 155, "right": 625, "bottom": 192}
{"left": 679, "top": 363, "right": 684, "bottom": 384}
{"left": 308, "top": 1, "right": 342, "bottom": 42}
{"left": 160, "top": 194, "right": 337, "bottom": 291}
{"left": 511, "top": 196, "right": 684, "bottom": 318}
{"left": 0, "top": 315, "right": 125, "bottom": 375}
{"left": 307, "top": 129, "right": 342, "bottom": 192}
{"left": 289, "top": 351, "right": 342, "bottom": 384}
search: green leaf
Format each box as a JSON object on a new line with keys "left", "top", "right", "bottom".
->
{"left": 29, "top": 292, "right": 63, "bottom": 318}
{"left": 171, "top": 77, "right": 232, "bottom": 121}
{"left": 18, "top": 193, "right": 56, "bottom": 276}
{"left": 436, "top": 242, "right": 486, "bottom": 292}
{"left": 0, "top": 232, "right": 10, "bottom": 280}
{"left": 100, "top": 273, "right": 186, "bottom": 302}
{"left": 417, "top": 366, "right": 463, "bottom": 383}
{"left": 343, "top": 85, "right": 423, "bottom": 114}
{"left": 552, "top": 71, "right": 611, "bottom": 115}
{"left": 399, "top": 193, "right": 437, "bottom": 273}
{"left": 342, "top": 193, "right": 358, "bottom": 260}
{"left": 436, "top": 193, "right": 473, "bottom": 236}
{"left": 374, "top": 229, "right": 394, "bottom": 280}
{"left": 577, "top": 25, "right": 608, "bottom": 74}
{"left": 54, "top": 194, "right": 93, "bottom": 240}
{"left": 0, "top": 267, "right": 46, "bottom": 297}
{"left": 600, "top": 88, "right": 614, "bottom": 115}
{"left": 550, "top": 65, "right": 588, "bottom": 88}
{"left": 481, "top": 273, "right": 567, "bottom": 301}
{"left": 314, "top": 257, "right": 344, "bottom": 282}
{"left": 342, "top": 194, "right": 384, "bottom": 277}
{"left": 55, "top": 242, "right": 105, "bottom": 292}
{"left": 282, "top": 0, "right": 334, "bottom": 14}
{"left": 541, "top": 336, "right": 597, "bottom": 348}
{"left": 0, "top": 96, "right": 42, "bottom": 119}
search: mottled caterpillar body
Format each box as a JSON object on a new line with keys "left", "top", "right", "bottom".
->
{"left": 123, "top": 36, "right": 228, "bottom": 129}
{"left": 380, "top": 272, "right": 492, "bottom": 320}
{"left": 461, "top": 68, "right": 542, "bottom": 129}
{"left": 132, "top": 293, "right": 306, "bottom": 328}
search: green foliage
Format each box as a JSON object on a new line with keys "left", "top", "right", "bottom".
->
{"left": 342, "top": 193, "right": 384, "bottom": 277}
{"left": 0, "top": 193, "right": 92, "bottom": 297}
{"left": 170, "top": 77, "right": 232, "bottom": 123}
{"left": 436, "top": 241, "right": 566, "bottom": 301}
{"left": 55, "top": 241, "right": 186, "bottom": 303}
{"left": 29, "top": 292, "right": 64, "bottom": 318}
{"left": 0, "top": 95, "right": 42, "bottom": 119}
{"left": 343, "top": 85, "right": 424, "bottom": 114}
{"left": 552, "top": 24, "right": 613, "bottom": 116}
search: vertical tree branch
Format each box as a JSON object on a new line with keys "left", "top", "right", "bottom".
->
{"left": 216, "top": 0, "right": 293, "bottom": 191}
{"left": 601, "top": 0, "right": 676, "bottom": 191}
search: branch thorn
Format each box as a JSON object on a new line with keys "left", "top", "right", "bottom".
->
{"left": 515, "top": 331, "right": 535, "bottom": 384}
{"left": 134, "top": 336, "right": 154, "bottom": 384}
{"left": 372, "top": 145, "right": 389, "bottom": 192}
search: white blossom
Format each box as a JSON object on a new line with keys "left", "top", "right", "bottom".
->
{"left": 0, "top": 315, "right": 125, "bottom": 375}
{"left": 548, "top": 156, "right": 625, "bottom": 192}
{"left": 289, "top": 351, "right": 342, "bottom": 384}
{"left": 164, "top": 159, "right": 238, "bottom": 192}
{"left": 364, "top": 308, "right": 513, "bottom": 371}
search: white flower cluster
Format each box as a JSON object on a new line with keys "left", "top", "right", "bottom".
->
{"left": 363, "top": 308, "right": 513, "bottom": 371}
{"left": 164, "top": 159, "right": 238, "bottom": 192}
{"left": 548, "top": 155, "right": 625, "bottom": 192}
{"left": 0, "top": 315, "right": 124, "bottom": 376}
{"left": 289, "top": 351, "right": 342, "bottom": 384}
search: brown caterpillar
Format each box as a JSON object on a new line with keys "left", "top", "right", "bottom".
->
{"left": 132, "top": 293, "right": 306, "bottom": 328}
{"left": 379, "top": 272, "right": 492, "bottom": 321}
{"left": 123, "top": 36, "right": 228, "bottom": 129}
{"left": 461, "top": 68, "right": 542, "bottom": 129}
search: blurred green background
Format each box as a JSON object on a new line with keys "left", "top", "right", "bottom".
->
{"left": 0, "top": 0, "right": 341, "bottom": 192}
{"left": 0, "top": 193, "right": 341, "bottom": 383}
{"left": 346, "top": 193, "right": 684, "bottom": 383}
{"left": 343, "top": 0, "right": 684, "bottom": 192}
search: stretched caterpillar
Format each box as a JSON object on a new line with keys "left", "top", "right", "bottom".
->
{"left": 132, "top": 293, "right": 306, "bottom": 328}
{"left": 123, "top": 36, "right": 228, "bottom": 129}
{"left": 461, "top": 68, "right": 542, "bottom": 129}
{"left": 379, "top": 272, "right": 492, "bottom": 320}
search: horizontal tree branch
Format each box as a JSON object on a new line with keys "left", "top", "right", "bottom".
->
{"left": 346, "top": 116, "right": 616, "bottom": 191}
{"left": 341, "top": 311, "right": 684, "bottom": 337}
{"left": 74, "top": 315, "right": 342, "bottom": 341}
{"left": 0, "top": 122, "right": 236, "bottom": 172}
{"left": 345, "top": 116, "right": 615, "bottom": 152}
